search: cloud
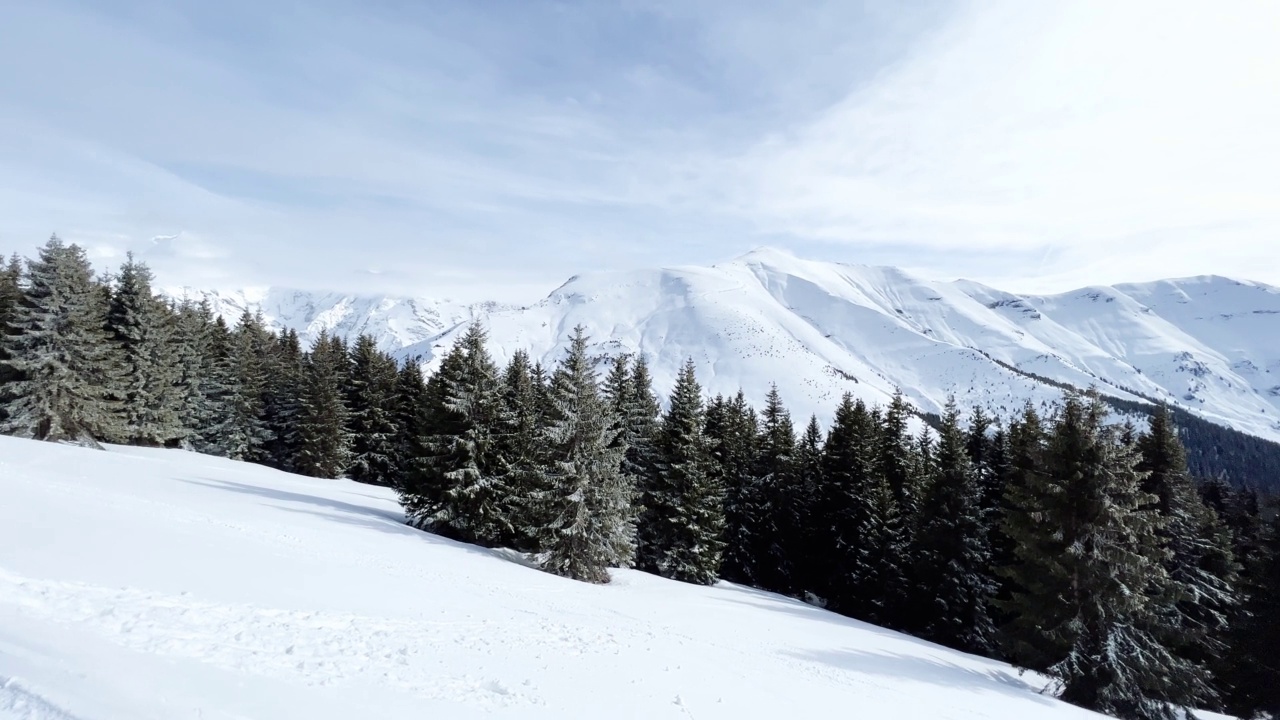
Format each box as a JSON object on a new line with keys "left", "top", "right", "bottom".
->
{"left": 731, "top": 0, "right": 1280, "bottom": 290}
{"left": 0, "top": 0, "right": 1275, "bottom": 300}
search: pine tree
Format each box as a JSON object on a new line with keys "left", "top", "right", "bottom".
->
{"left": 391, "top": 358, "right": 429, "bottom": 490}
{"left": 225, "top": 311, "right": 273, "bottom": 461}
{"left": 0, "top": 237, "right": 122, "bottom": 444}
{"left": 1002, "top": 392, "right": 1189, "bottom": 720}
{"left": 743, "top": 384, "right": 796, "bottom": 595}
{"left": 294, "top": 331, "right": 352, "bottom": 478}
{"left": 603, "top": 355, "right": 632, "bottom": 429}
{"left": 171, "top": 300, "right": 209, "bottom": 444}
{"left": 874, "top": 391, "right": 922, "bottom": 629}
{"left": 436, "top": 323, "right": 511, "bottom": 546}
{"left": 647, "top": 359, "right": 724, "bottom": 584}
{"left": 0, "top": 253, "right": 24, "bottom": 420}
{"left": 881, "top": 391, "right": 922, "bottom": 521}
{"left": 992, "top": 404, "right": 1048, "bottom": 633}
{"left": 345, "top": 334, "right": 400, "bottom": 486}
{"left": 540, "top": 326, "right": 634, "bottom": 583}
{"left": 817, "top": 394, "right": 870, "bottom": 613}
{"left": 966, "top": 406, "right": 1009, "bottom": 531}
{"left": 261, "top": 330, "right": 304, "bottom": 470}
{"left": 626, "top": 355, "right": 661, "bottom": 480}
{"left": 105, "top": 254, "right": 185, "bottom": 446}
{"left": 498, "top": 350, "right": 553, "bottom": 551}
{"left": 708, "top": 391, "right": 762, "bottom": 588}
{"left": 788, "top": 414, "right": 826, "bottom": 599}
{"left": 190, "top": 313, "right": 240, "bottom": 456}
{"left": 399, "top": 345, "right": 467, "bottom": 530}
{"left": 1136, "top": 406, "right": 1235, "bottom": 708}
{"left": 603, "top": 354, "right": 661, "bottom": 568}
{"left": 819, "top": 395, "right": 907, "bottom": 624}
{"left": 1219, "top": 509, "right": 1280, "bottom": 718}
{"left": 912, "top": 398, "right": 996, "bottom": 654}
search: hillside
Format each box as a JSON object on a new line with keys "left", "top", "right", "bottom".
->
{"left": 0, "top": 435, "right": 1118, "bottom": 720}
{"left": 175, "top": 249, "right": 1280, "bottom": 446}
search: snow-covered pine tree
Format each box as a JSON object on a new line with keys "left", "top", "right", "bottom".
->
{"left": 170, "top": 300, "right": 207, "bottom": 440}
{"left": 345, "top": 334, "right": 400, "bottom": 486}
{"left": 399, "top": 344, "right": 467, "bottom": 530}
{"left": 1136, "top": 406, "right": 1235, "bottom": 708}
{"left": 0, "top": 237, "right": 122, "bottom": 445}
{"left": 603, "top": 356, "right": 645, "bottom": 553}
{"left": 540, "top": 325, "right": 634, "bottom": 584}
{"left": 1004, "top": 391, "right": 1189, "bottom": 720}
{"left": 626, "top": 355, "right": 661, "bottom": 478}
{"left": 294, "top": 331, "right": 352, "bottom": 478}
{"left": 436, "top": 322, "right": 511, "bottom": 546}
{"left": 912, "top": 398, "right": 996, "bottom": 654}
{"left": 498, "top": 349, "right": 554, "bottom": 551}
{"left": 603, "top": 354, "right": 631, "bottom": 419}
{"left": 647, "top": 359, "right": 724, "bottom": 585}
{"left": 261, "top": 330, "right": 304, "bottom": 471}
{"left": 788, "top": 415, "right": 826, "bottom": 599}
{"left": 709, "top": 391, "right": 761, "bottom": 587}
{"left": 105, "top": 254, "right": 186, "bottom": 447}
{"left": 0, "top": 253, "right": 19, "bottom": 314}
{"left": 225, "top": 311, "right": 273, "bottom": 461}
{"left": 0, "top": 253, "right": 23, "bottom": 420}
{"left": 192, "top": 313, "right": 240, "bottom": 456}
{"left": 391, "top": 358, "right": 429, "bottom": 491}
{"left": 602, "top": 354, "right": 661, "bottom": 570}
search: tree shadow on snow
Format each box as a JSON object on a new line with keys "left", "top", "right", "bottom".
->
{"left": 783, "top": 647, "right": 1058, "bottom": 707}
{"left": 709, "top": 585, "right": 1058, "bottom": 707}
{"left": 176, "top": 476, "right": 542, "bottom": 569}
{"left": 713, "top": 584, "right": 928, "bottom": 646}
{"left": 178, "top": 476, "right": 401, "bottom": 522}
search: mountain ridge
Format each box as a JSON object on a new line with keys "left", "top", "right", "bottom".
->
{"left": 165, "top": 249, "right": 1280, "bottom": 445}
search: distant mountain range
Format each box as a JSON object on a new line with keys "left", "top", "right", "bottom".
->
{"left": 168, "top": 247, "right": 1280, "bottom": 445}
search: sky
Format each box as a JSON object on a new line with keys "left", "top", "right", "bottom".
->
{"left": 0, "top": 0, "right": 1277, "bottom": 303}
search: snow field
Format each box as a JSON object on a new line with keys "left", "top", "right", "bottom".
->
{"left": 0, "top": 435, "right": 1117, "bottom": 719}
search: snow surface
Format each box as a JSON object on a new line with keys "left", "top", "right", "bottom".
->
{"left": 0, "top": 435, "right": 1118, "bottom": 720}
{"left": 173, "top": 248, "right": 1280, "bottom": 442}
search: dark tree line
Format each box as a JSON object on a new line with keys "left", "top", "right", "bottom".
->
{"left": 981, "top": 353, "right": 1280, "bottom": 493}
{"left": 3, "top": 237, "right": 1279, "bottom": 720}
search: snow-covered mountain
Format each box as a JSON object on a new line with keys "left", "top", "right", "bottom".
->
{"left": 172, "top": 248, "right": 1280, "bottom": 443}
{"left": 165, "top": 286, "right": 494, "bottom": 352}
{"left": 0, "top": 435, "right": 1126, "bottom": 719}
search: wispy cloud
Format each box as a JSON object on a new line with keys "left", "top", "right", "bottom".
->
{"left": 731, "top": 0, "right": 1280, "bottom": 290}
{"left": 0, "top": 0, "right": 1275, "bottom": 300}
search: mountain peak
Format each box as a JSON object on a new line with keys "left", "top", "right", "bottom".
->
{"left": 164, "top": 252, "right": 1280, "bottom": 446}
{"left": 730, "top": 246, "right": 801, "bottom": 266}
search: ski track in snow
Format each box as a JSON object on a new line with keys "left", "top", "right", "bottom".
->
{"left": 0, "top": 569, "right": 565, "bottom": 709}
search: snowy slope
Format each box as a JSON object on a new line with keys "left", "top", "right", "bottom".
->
{"left": 174, "top": 249, "right": 1280, "bottom": 442}
{"left": 0, "top": 435, "right": 1109, "bottom": 720}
